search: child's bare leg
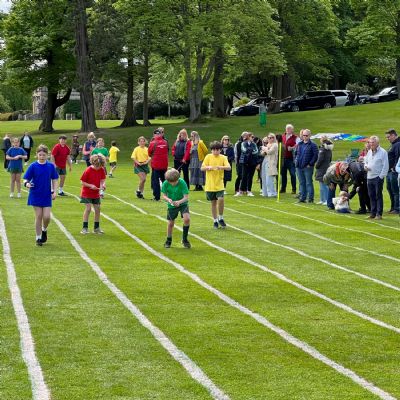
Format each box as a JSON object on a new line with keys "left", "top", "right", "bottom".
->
{"left": 15, "top": 173, "right": 21, "bottom": 193}
{"left": 217, "top": 197, "right": 225, "bottom": 216}
{"left": 83, "top": 204, "right": 92, "bottom": 222}
{"left": 42, "top": 207, "right": 51, "bottom": 230}
{"left": 167, "top": 219, "right": 175, "bottom": 238}
{"left": 111, "top": 165, "right": 116, "bottom": 174}
{"left": 59, "top": 175, "right": 66, "bottom": 190}
{"left": 10, "top": 173, "right": 16, "bottom": 193}
{"left": 138, "top": 172, "right": 146, "bottom": 193}
{"left": 93, "top": 204, "right": 101, "bottom": 222}
{"left": 33, "top": 207, "right": 44, "bottom": 237}
{"left": 211, "top": 200, "right": 218, "bottom": 219}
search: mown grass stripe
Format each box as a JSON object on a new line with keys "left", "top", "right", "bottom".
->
{"left": 222, "top": 204, "right": 400, "bottom": 263}
{"left": 51, "top": 212, "right": 230, "bottom": 400}
{"left": 85, "top": 205, "right": 397, "bottom": 400}
{"left": 0, "top": 210, "right": 51, "bottom": 400}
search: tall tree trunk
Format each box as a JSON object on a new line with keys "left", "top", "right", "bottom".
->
{"left": 39, "top": 89, "right": 72, "bottom": 132}
{"left": 272, "top": 76, "right": 283, "bottom": 99}
{"left": 213, "top": 47, "right": 225, "bottom": 118}
{"left": 142, "top": 52, "right": 151, "bottom": 126}
{"left": 75, "top": 0, "right": 97, "bottom": 133}
{"left": 120, "top": 58, "right": 139, "bottom": 127}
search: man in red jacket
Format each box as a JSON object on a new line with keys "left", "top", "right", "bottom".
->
{"left": 148, "top": 128, "right": 169, "bottom": 201}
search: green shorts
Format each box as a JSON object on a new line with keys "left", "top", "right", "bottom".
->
{"left": 56, "top": 167, "right": 67, "bottom": 175}
{"left": 134, "top": 164, "right": 150, "bottom": 174}
{"left": 206, "top": 191, "right": 225, "bottom": 201}
{"left": 8, "top": 167, "right": 23, "bottom": 174}
{"left": 80, "top": 197, "right": 101, "bottom": 205}
{"left": 167, "top": 204, "right": 189, "bottom": 220}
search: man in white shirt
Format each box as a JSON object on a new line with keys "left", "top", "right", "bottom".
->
{"left": 364, "top": 136, "right": 389, "bottom": 219}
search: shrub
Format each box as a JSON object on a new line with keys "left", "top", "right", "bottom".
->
{"left": 233, "top": 97, "right": 250, "bottom": 107}
{"left": 0, "top": 113, "right": 13, "bottom": 121}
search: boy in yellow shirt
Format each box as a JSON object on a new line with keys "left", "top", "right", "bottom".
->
{"left": 108, "top": 140, "right": 120, "bottom": 178}
{"left": 131, "top": 136, "right": 150, "bottom": 198}
{"left": 201, "top": 141, "right": 231, "bottom": 229}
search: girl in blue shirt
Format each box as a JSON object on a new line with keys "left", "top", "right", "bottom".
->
{"left": 6, "top": 138, "right": 27, "bottom": 198}
{"left": 23, "top": 145, "right": 59, "bottom": 246}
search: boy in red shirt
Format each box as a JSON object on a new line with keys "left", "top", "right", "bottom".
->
{"left": 80, "top": 154, "right": 106, "bottom": 234}
{"left": 51, "top": 135, "right": 72, "bottom": 196}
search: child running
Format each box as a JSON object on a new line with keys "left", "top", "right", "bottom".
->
{"left": 6, "top": 137, "right": 27, "bottom": 198}
{"left": 161, "top": 168, "right": 191, "bottom": 248}
{"left": 131, "top": 136, "right": 150, "bottom": 199}
{"left": 201, "top": 141, "right": 231, "bottom": 229}
{"left": 23, "top": 144, "right": 59, "bottom": 246}
{"left": 108, "top": 140, "right": 120, "bottom": 178}
{"left": 80, "top": 154, "right": 107, "bottom": 234}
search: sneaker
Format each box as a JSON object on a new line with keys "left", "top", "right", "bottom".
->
{"left": 9, "top": 193, "right": 14, "bottom": 198}
{"left": 247, "top": 192, "right": 254, "bottom": 197}
{"left": 80, "top": 227, "right": 89, "bottom": 234}
{"left": 36, "top": 239, "right": 43, "bottom": 246}
{"left": 233, "top": 192, "right": 242, "bottom": 197}
{"left": 218, "top": 219, "right": 227, "bottom": 228}
{"left": 41, "top": 230, "right": 47, "bottom": 243}
{"left": 164, "top": 240, "right": 172, "bottom": 248}
{"left": 58, "top": 191, "right": 66, "bottom": 196}
{"left": 213, "top": 221, "right": 219, "bottom": 229}
{"left": 17, "top": 193, "right": 21, "bottom": 198}
{"left": 322, "top": 202, "right": 327, "bottom": 206}
{"left": 108, "top": 173, "right": 113, "bottom": 178}
{"left": 93, "top": 227, "right": 104, "bottom": 234}
{"left": 316, "top": 201, "right": 323, "bottom": 205}
{"left": 388, "top": 210, "right": 399, "bottom": 214}
{"left": 374, "top": 215, "right": 382, "bottom": 220}
{"left": 136, "top": 190, "right": 143, "bottom": 199}
{"left": 182, "top": 240, "right": 191, "bottom": 248}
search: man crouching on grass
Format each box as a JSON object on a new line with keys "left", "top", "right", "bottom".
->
{"left": 201, "top": 141, "right": 231, "bottom": 229}
{"left": 161, "top": 168, "right": 191, "bottom": 249}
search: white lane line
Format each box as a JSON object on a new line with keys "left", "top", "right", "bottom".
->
{"left": 237, "top": 200, "right": 400, "bottom": 245}
{"left": 51, "top": 213, "right": 229, "bottom": 400}
{"left": 84, "top": 206, "right": 396, "bottom": 400}
{"left": 193, "top": 206, "right": 400, "bottom": 294}
{"left": 103, "top": 193, "right": 400, "bottom": 335}
{"left": 0, "top": 210, "right": 51, "bottom": 400}
{"left": 220, "top": 204, "right": 400, "bottom": 263}
{"left": 107, "top": 193, "right": 148, "bottom": 215}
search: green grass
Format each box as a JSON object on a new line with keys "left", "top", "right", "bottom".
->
{"left": 1, "top": 103, "right": 400, "bottom": 399}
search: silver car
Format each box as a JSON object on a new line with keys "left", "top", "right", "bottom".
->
{"left": 329, "top": 90, "right": 350, "bottom": 106}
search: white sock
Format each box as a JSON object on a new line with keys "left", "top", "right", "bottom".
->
{"left": 214, "top": 218, "right": 218, "bottom": 223}
{"left": 218, "top": 215, "right": 223, "bottom": 220}
{"left": 36, "top": 235, "right": 41, "bottom": 240}
{"left": 42, "top": 227, "right": 47, "bottom": 232}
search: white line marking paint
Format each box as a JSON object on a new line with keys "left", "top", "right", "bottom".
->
{"left": 51, "top": 213, "right": 230, "bottom": 400}
{"left": 237, "top": 200, "right": 400, "bottom": 245}
{"left": 0, "top": 211, "right": 51, "bottom": 400}
{"left": 221, "top": 204, "right": 400, "bottom": 263}
{"left": 91, "top": 209, "right": 396, "bottom": 400}
{"left": 194, "top": 205, "right": 400, "bottom": 293}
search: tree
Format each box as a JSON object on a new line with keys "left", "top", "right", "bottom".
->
{"left": 3, "top": 0, "right": 75, "bottom": 132}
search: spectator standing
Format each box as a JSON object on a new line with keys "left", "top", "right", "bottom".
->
{"left": 19, "top": 132, "right": 34, "bottom": 164}
{"left": 364, "top": 136, "right": 389, "bottom": 219}
{"left": 82, "top": 132, "right": 97, "bottom": 166}
{"left": 2, "top": 133, "right": 11, "bottom": 169}
{"left": 148, "top": 128, "right": 169, "bottom": 201}
{"left": 189, "top": 131, "right": 208, "bottom": 191}
{"left": 172, "top": 129, "right": 191, "bottom": 188}
{"left": 315, "top": 136, "right": 333, "bottom": 205}
{"left": 385, "top": 129, "right": 400, "bottom": 214}
{"left": 236, "top": 132, "right": 259, "bottom": 196}
{"left": 220, "top": 135, "right": 235, "bottom": 193}
{"left": 51, "top": 135, "right": 72, "bottom": 196}
{"left": 233, "top": 132, "right": 246, "bottom": 194}
{"left": 280, "top": 124, "right": 297, "bottom": 194}
{"left": 260, "top": 134, "right": 278, "bottom": 197}
{"left": 295, "top": 129, "right": 318, "bottom": 203}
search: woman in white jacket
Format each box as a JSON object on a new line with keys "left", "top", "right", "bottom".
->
{"left": 260, "top": 134, "right": 278, "bottom": 197}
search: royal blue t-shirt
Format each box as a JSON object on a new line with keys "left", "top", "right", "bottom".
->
{"left": 6, "top": 147, "right": 26, "bottom": 171}
{"left": 23, "top": 161, "right": 59, "bottom": 207}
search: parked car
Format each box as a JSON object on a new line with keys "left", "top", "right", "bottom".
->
{"left": 230, "top": 97, "right": 270, "bottom": 116}
{"left": 369, "top": 86, "right": 399, "bottom": 103}
{"left": 280, "top": 90, "right": 336, "bottom": 112}
{"left": 330, "top": 90, "right": 350, "bottom": 106}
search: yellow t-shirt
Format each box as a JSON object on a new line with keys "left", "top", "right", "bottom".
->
{"left": 109, "top": 146, "right": 120, "bottom": 163}
{"left": 131, "top": 146, "right": 149, "bottom": 163}
{"left": 203, "top": 153, "right": 230, "bottom": 192}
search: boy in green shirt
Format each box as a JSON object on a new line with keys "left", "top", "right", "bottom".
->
{"left": 161, "top": 168, "right": 191, "bottom": 248}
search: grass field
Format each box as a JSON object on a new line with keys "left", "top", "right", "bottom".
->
{"left": 1, "top": 103, "right": 400, "bottom": 399}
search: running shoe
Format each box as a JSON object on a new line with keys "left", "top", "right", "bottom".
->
{"left": 80, "top": 227, "right": 89, "bottom": 234}
{"left": 213, "top": 221, "right": 219, "bottom": 229}
{"left": 93, "top": 228, "right": 104, "bottom": 234}
{"left": 218, "top": 219, "right": 226, "bottom": 228}
{"left": 181, "top": 240, "right": 191, "bottom": 249}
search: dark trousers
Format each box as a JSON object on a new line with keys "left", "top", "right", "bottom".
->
{"left": 280, "top": 158, "right": 296, "bottom": 192}
{"left": 240, "top": 164, "right": 256, "bottom": 192}
{"left": 234, "top": 163, "right": 242, "bottom": 192}
{"left": 2, "top": 150, "right": 9, "bottom": 169}
{"left": 386, "top": 171, "right": 399, "bottom": 212}
{"left": 151, "top": 169, "right": 166, "bottom": 200}
{"left": 23, "top": 147, "right": 31, "bottom": 162}
{"left": 367, "top": 177, "right": 384, "bottom": 217}
{"left": 357, "top": 182, "right": 370, "bottom": 212}
{"left": 174, "top": 160, "right": 189, "bottom": 188}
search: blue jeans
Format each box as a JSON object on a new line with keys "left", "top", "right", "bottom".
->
{"left": 297, "top": 166, "right": 314, "bottom": 201}
{"left": 386, "top": 171, "right": 399, "bottom": 212}
{"left": 367, "top": 176, "right": 384, "bottom": 217}
{"left": 319, "top": 181, "right": 329, "bottom": 203}
{"left": 280, "top": 158, "right": 296, "bottom": 192}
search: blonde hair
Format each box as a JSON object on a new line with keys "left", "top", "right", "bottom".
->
{"left": 90, "top": 154, "right": 106, "bottom": 167}
{"left": 221, "top": 135, "right": 230, "bottom": 143}
{"left": 12, "top": 137, "right": 19, "bottom": 144}
{"left": 36, "top": 144, "right": 49, "bottom": 154}
{"left": 96, "top": 138, "right": 104, "bottom": 145}
{"left": 165, "top": 168, "right": 180, "bottom": 182}
{"left": 177, "top": 129, "right": 188, "bottom": 141}
{"left": 87, "top": 132, "right": 96, "bottom": 140}
{"left": 190, "top": 131, "right": 200, "bottom": 143}
{"left": 138, "top": 136, "right": 148, "bottom": 145}
{"left": 339, "top": 191, "right": 348, "bottom": 197}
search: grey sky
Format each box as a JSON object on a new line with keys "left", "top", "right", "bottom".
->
{"left": 0, "top": 0, "right": 10, "bottom": 13}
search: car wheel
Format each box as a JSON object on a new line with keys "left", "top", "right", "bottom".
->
{"left": 291, "top": 105, "right": 300, "bottom": 112}
{"left": 323, "top": 103, "right": 332, "bottom": 109}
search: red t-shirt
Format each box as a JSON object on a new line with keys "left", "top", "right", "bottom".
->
{"left": 80, "top": 166, "right": 106, "bottom": 199}
{"left": 51, "top": 144, "right": 71, "bottom": 169}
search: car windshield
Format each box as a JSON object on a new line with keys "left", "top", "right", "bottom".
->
{"left": 378, "top": 87, "right": 393, "bottom": 95}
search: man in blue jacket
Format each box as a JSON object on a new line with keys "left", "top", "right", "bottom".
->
{"left": 295, "top": 129, "right": 318, "bottom": 203}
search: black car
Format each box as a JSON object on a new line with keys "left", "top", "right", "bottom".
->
{"left": 280, "top": 90, "right": 336, "bottom": 112}
{"left": 369, "top": 86, "right": 398, "bottom": 103}
{"left": 230, "top": 97, "right": 270, "bottom": 116}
